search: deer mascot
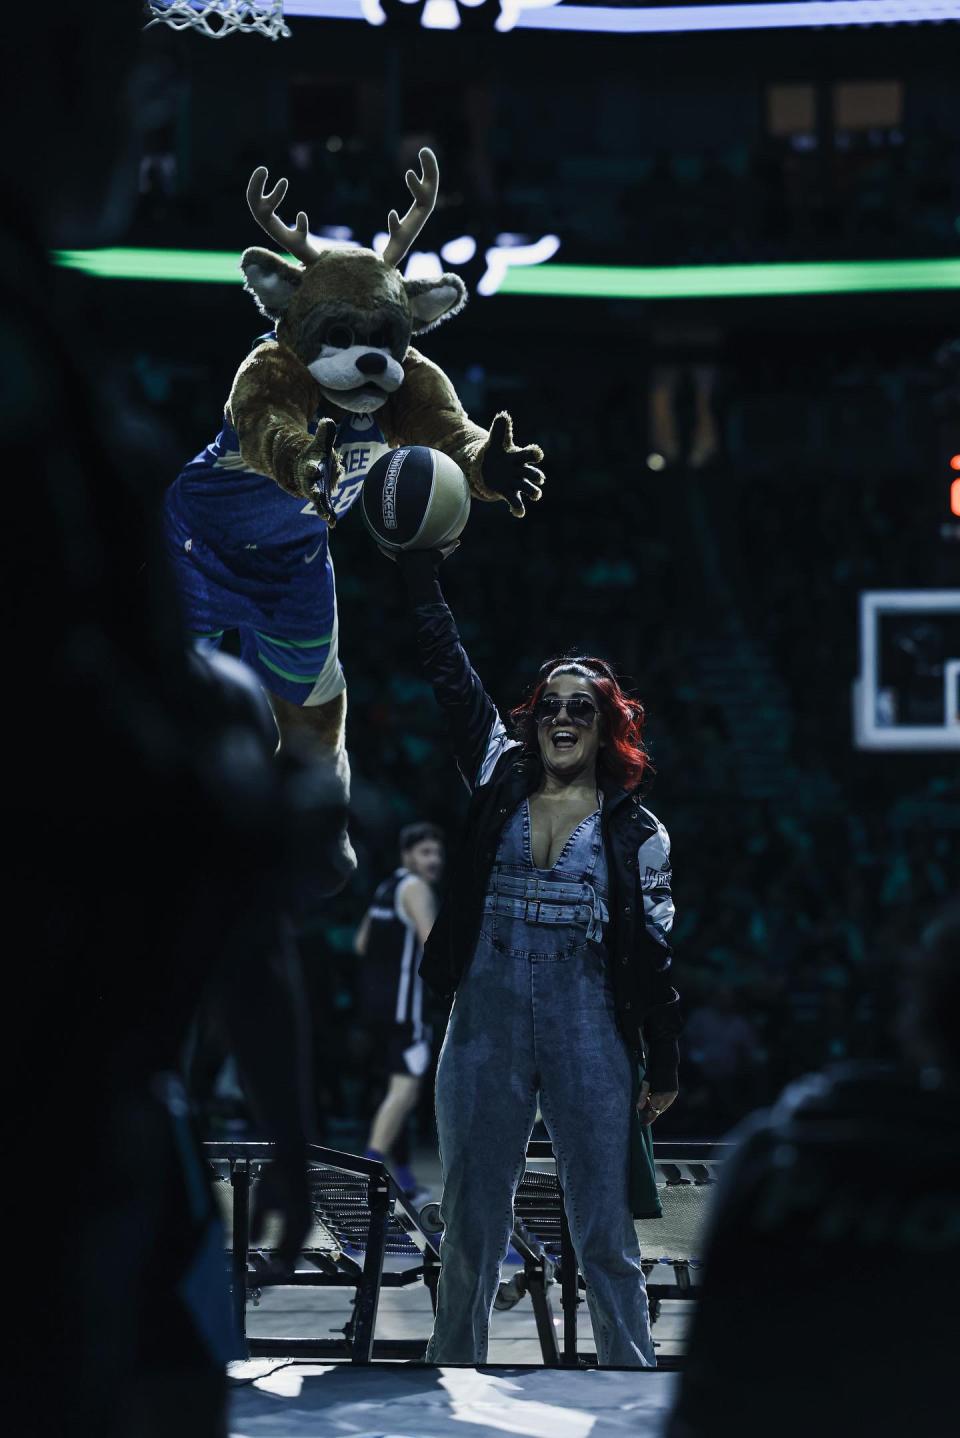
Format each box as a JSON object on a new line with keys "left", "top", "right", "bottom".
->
{"left": 164, "top": 149, "right": 545, "bottom": 891}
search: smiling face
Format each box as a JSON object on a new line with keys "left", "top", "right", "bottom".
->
{"left": 535, "top": 671, "right": 604, "bottom": 783}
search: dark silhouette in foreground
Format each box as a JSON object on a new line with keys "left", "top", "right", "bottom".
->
{"left": 6, "top": 8, "right": 338, "bottom": 1435}
{"left": 667, "top": 903, "right": 960, "bottom": 1438}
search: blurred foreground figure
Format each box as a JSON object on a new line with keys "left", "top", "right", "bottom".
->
{"left": 354, "top": 822, "right": 444, "bottom": 1201}
{"left": 4, "top": 6, "right": 335, "bottom": 1435}
{"left": 667, "top": 904, "right": 960, "bottom": 1438}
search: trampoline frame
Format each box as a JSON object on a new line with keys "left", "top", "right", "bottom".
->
{"left": 207, "top": 1137, "right": 729, "bottom": 1367}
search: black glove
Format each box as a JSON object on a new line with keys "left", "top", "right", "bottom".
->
{"left": 479, "top": 413, "right": 545, "bottom": 518}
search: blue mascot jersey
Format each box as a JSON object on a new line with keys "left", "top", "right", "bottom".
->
{"left": 169, "top": 408, "right": 388, "bottom": 549}
{"left": 164, "top": 336, "right": 390, "bottom": 705}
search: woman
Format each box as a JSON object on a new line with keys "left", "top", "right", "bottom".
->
{"left": 394, "top": 548, "right": 680, "bottom": 1367}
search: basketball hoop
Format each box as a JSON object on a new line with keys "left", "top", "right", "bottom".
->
{"left": 144, "top": 1, "right": 291, "bottom": 40}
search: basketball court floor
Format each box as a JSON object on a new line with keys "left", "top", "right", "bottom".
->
{"left": 229, "top": 1360, "right": 679, "bottom": 1436}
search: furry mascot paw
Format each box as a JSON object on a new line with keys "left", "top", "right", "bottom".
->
{"left": 479, "top": 412, "right": 545, "bottom": 518}
{"left": 294, "top": 418, "right": 342, "bottom": 525}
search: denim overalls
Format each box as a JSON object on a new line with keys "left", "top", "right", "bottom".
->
{"left": 425, "top": 799, "right": 655, "bottom": 1367}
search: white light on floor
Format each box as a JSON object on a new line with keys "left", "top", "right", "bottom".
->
{"left": 440, "top": 1368, "right": 597, "bottom": 1438}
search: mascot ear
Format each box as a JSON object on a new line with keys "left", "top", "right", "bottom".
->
{"left": 404, "top": 273, "right": 467, "bottom": 335}
{"left": 241, "top": 247, "right": 304, "bottom": 319}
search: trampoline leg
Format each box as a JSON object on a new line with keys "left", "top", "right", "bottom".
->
{"left": 352, "top": 1173, "right": 390, "bottom": 1363}
{"left": 230, "top": 1159, "right": 251, "bottom": 1356}
{"left": 559, "top": 1201, "right": 579, "bottom": 1367}
{"left": 528, "top": 1268, "right": 561, "bottom": 1367}
{"left": 424, "top": 1257, "right": 440, "bottom": 1317}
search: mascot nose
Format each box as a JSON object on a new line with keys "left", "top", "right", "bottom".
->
{"left": 356, "top": 352, "right": 388, "bottom": 377}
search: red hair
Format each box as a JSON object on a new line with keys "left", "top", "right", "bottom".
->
{"left": 509, "top": 656, "right": 653, "bottom": 792}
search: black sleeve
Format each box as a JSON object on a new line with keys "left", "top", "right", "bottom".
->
{"left": 637, "top": 815, "right": 680, "bottom": 1092}
{"left": 642, "top": 980, "right": 682, "bottom": 1093}
{"left": 399, "top": 556, "right": 511, "bottom": 790}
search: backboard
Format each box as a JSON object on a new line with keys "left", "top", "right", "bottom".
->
{"left": 853, "top": 590, "right": 960, "bottom": 750}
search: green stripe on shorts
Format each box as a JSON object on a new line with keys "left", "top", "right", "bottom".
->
{"left": 254, "top": 630, "right": 333, "bottom": 650}
{"left": 256, "top": 652, "right": 323, "bottom": 684}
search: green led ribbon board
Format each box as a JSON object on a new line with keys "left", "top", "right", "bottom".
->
{"left": 53, "top": 249, "right": 960, "bottom": 298}
{"left": 497, "top": 258, "right": 960, "bottom": 298}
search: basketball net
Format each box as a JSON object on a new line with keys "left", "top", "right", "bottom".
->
{"left": 143, "top": 1, "right": 290, "bottom": 40}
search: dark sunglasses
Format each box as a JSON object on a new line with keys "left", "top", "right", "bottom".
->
{"left": 534, "top": 695, "right": 599, "bottom": 726}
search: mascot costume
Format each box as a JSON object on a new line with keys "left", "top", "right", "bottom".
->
{"left": 165, "top": 149, "right": 545, "bottom": 887}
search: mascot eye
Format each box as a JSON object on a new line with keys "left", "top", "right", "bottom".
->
{"left": 369, "top": 327, "right": 390, "bottom": 348}
{"left": 325, "top": 323, "right": 354, "bottom": 350}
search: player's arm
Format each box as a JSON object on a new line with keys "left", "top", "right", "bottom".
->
{"left": 382, "top": 348, "right": 493, "bottom": 501}
{"left": 384, "top": 348, "right": 544, "bottom": 517}
{"left": 227, "top": 342, "right": 340, "bottom": 507}
{"left": 393, "top": 549, "right": 519, "bottom": 792}
{"left": 354, "top": 911, "right": 372, "bottom": 956}
{"left": 400, "top": 876, "right": 439, "bottom": 947}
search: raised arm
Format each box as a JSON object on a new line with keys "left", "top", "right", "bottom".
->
{"left": 227, "top": 341, "right": 342, "bottom": 517}
{"left": 394, "top": 549, "right": 516, "bottom": 790}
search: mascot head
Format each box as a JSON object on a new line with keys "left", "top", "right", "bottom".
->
{"left": 240, "top": 149, "right": 466, "bottom": 415}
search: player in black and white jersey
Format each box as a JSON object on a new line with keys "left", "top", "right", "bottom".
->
{"left": 354, "top": 823, "right": 445, "bottom": 1199}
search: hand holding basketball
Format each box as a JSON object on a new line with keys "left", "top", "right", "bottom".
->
{"left": 377, "top": 540, "right": 461, "bottom": 565}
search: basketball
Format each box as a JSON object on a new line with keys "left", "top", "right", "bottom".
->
{"left": 361, "top": 446, "right": 470, "bottom": 553}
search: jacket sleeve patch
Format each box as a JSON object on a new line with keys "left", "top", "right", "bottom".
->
{"left": 637, "top": 821, "right": 674, "bottom": 944}
{"left": 474, "top": 716, "right": 521, "bottom": 790}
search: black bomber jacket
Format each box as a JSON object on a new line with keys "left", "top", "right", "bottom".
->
{"left": 405, "top": 569, "right": 681, "bottom": 1093}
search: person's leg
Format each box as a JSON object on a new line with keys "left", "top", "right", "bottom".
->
{"left": 272, "top": 688, "right": 346, "bottom": 756}
{"left": 247, "top": 549, "right": 346, "bottom": 752}
{"left": 237, "top": 550, "right": 356, "bottom": 889}
{"left": 240, "top": 624, "right": 356, "bottom": 892}
{"left": 536, "top": 950, "right": 655, "bottom": 1368}
{"left": 368, "top": 1073, "right": 422, "bottom": 1158}
{"left": 425, "top": 941, "right": 538, "bottom": 1364}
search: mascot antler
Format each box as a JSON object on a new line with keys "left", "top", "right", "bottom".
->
{"left": 246, "top": 165, "right": 321, "bottom": 265}
{"left": 383, "top": 148, "right": 439, "bottom": 269}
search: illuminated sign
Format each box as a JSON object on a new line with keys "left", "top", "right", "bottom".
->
{"left": 497, "top": 257, "right": 960, "bottom": 297}
{"left": 53, "top": 230, "right": 562, "bottom": 296}
{"left": 52, "top": 249, "right": 960, "bottom": 299}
